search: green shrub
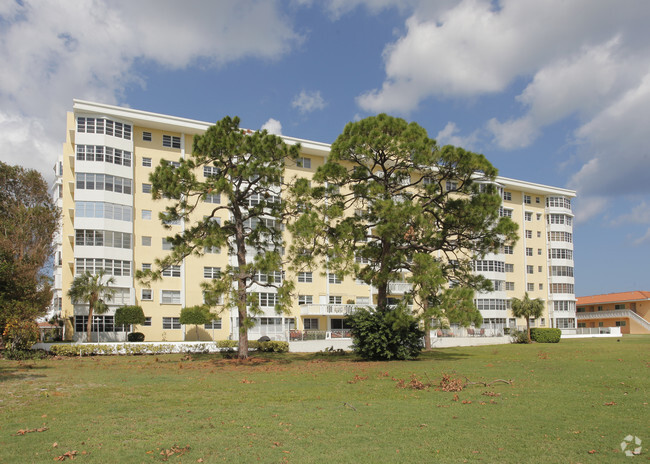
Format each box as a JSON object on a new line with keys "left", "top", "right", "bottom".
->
{"left": 127, "top": 332, "right": 145, "bottom": 342}
{"left": 248, "top": 340, "right": 260, "bottom": 350}
{"left": 3, "top": 319, "right": 39, "bottom": 350}
{"left": 258, "top": 341, "right": 289, "bottom": 353}
{"left": 3, "top": 348, "right": 50, "bottom": 360}
{"left": 530, "top": 328, "right": 561, "bottom": 343}
{"left": 114, "top": 305, "right": 145, "bottom": 326}
{"left": 347, "top": 305, "right": 424, "bottom": 360}
{"left": 510, "top": 330, "right": 528, "bottom": 344}
{"left": 216, "top": 340, "right": 237, "bottom": 349}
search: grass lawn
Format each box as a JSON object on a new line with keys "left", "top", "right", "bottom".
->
{"left": 0, "top": 336, "right": 648, "bottom": 463}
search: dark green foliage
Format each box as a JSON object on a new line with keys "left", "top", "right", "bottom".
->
{"left": 180, "top": 305, "right": 215, "bottom": 340}
{"left": 347, "top": 305, "right": 424, "bottom": 360}
{"left": 0, "top": 162, "right": 59, "bottom": 337}
{"left": 127, "top": 332, "right": 145, "bottom": 342}
{"left": 115, "top": 305, "right": 146, "bottom": 327}
{"left": 140, "top": 116, "right": 300, "bottom": 359}
{"left": 511, "top": 293, "right": 545, "bottom": 343}
{"left": 3, "top": 348, "right": 49, "bottom": 360}
{"left": 67, "top": 271, "right": 115, "bottom": 342}
{"left": 258, "top": 341, "right": 289, "bottom": 353}
{"left": 530, "top": 328, "right": 561, "bottom": 343}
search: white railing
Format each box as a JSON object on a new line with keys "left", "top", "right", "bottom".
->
{"left": 300, "top": 304, "right": 364, "bottom": 316}
{"left": 288, "top": 330, "right": 352, "bottom": 341}
{"left": 388, "top": 282, "right": 413, "bottom": 294}
{"left": 577, "top": 309, "right": 650, "bottom": 331}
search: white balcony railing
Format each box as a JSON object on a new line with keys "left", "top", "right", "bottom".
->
{"left": 299, "top": 304, "right": 365, "bottom": 316}
{"left": 388, "top": 282, "right": 413, "bottom": 294}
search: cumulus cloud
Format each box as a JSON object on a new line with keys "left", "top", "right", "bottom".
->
{"left": 435, "top": 122, "right": 478, "bottom": 150}
{"left": 291, "top": 90, "right": 327, "bottom": 114}
{"left": 261, "top": 118, "right": 283, "bottom": 135}
{"left": 355, "top": 0, "right": 650, "bottom": 221}
{"left": 0, "top": 0, "right": 300, "bottom": 180}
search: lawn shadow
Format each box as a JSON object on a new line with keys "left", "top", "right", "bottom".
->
{"left": 0, "top": 364, "right": 49, "bottom": 383}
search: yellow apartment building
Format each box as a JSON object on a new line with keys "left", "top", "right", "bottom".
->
{"left": 52, "top": 100, "right": 577, "bottom": 342}
{"left": 576, "top": 291, "right": 650, "bottom": 334}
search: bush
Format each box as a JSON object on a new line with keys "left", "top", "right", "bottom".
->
{"left": 3, "top": 348, "right": 49, "bottom": 360}
{"left": 114, "top": 305, "right": 145, "bottom": 326}
{"left": 127, "top": 332, "right": 145, "bottom": 342}
{"left": 258, "top": 341, "right": 289, "bottom": 353}
{"left": 347, "top": 305, "right": 424, "bottom": 360}
{"left": 530, "top": 328, "right": 561, "bottom": 343}
{"left": 3, "top": 319, "right": 39, "bottom": 350}
{"left": 510, "top": 330, "right": 529, "bottom": 344}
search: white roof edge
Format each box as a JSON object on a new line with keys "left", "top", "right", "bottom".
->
{"left": 496, "top": 175, "right": 576, "bottom": 197}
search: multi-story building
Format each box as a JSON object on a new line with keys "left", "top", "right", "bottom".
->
{"left": 576, "top": 291, "right": 650, "bottom": 334}
{"left": 52, "top": 100, "right": 577, "bottom": 342}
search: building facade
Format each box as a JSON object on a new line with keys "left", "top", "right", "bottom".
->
{"left": 52, "top": 100, "right": 577, "bottom": 342}
{"left": 576, "top": 291, "right": 650, "bottom": 334}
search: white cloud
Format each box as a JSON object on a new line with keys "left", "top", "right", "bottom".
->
{"left": 291, "top": 90, "right": 327, "bottom": 114}
{"left": 486, "top": 116, "right": 538, "bottom": 150}
{"left": 0, "top": 0, "right": 300, "bottom": 180}
{"left": 261, "top": 118, "right": 283, "bottom": 135}
{"left": 435, "top": 122, "right": 478, "bottom": 150}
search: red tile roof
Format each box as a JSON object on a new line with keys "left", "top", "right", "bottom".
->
{"left": 577, "top": 291, "right": 650, "bottom": 306}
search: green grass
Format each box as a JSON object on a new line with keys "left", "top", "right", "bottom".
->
{"left": 1, "top": 337, "right": 648, "bottom": 463}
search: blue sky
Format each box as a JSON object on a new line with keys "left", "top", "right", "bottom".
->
{"left": 1, "top": 0, "right": 649, "bottom": 296}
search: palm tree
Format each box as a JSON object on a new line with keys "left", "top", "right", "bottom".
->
{"left": 510, "top": 292, "right": 545, "bottom": 343}
{"left": 67, "top": 270, "right": 116, "bottom": 342}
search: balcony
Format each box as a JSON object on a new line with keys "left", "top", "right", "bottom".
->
{"left": 299, "top": 304, "right": 364, "bottom": 316}
{"left": 388, "top": 282, "right": 413, "bottom": 294}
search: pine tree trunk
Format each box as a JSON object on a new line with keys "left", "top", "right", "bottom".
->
{"left": 234, "top": 208, "right": 249, "bottom": 360}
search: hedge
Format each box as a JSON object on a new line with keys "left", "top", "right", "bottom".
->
{"left": 530, "top": 328, "right": 561, "bottom": 343}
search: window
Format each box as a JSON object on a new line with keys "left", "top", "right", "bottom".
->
{"left": 203, "top": 267, "right": 221, "bottom": 279}
{"left": 161, "top": 291, "right": 181, "bottom": 305}
{"left": 204, "top": 166, "right": 219, "bottom": 177}
{"left": 162, "top": 238, "right": 172, "bottom": 250}
{"left": 503, "top": 191, "right": 512, "bottom": 201}
{"left": 615, "top": 321, "right": 626, "bottom": 327}
{"left": 526, "top": 247, "right": 533, "bottom": 256}
{"left": 141, "top": 289, "right": 152, "bottom": 301}
{"left": 525, "top": 212, "right": 532, "bottom": 221}
{"left": 142, "top": 236, "right": 151, "bottom": 246}
{"left": 614, "top": 304, "right": 625, "bottom": 310}
{"left": 77, "top": 117, "right": 131, "bottom": 140}
{"left": 524, "top": 195, "right": 531, "bottom": 204}
{"left": 527, "top": 265, "right": 534, "bottom": 274}
{"left": 142, "top": 210, "right": 152, "bottom": 220}
{"left": 550, "top": 266, "right": 574, "bottom": 277}
{"left": 297, "top": 157, "right": 311, "bottom": 168}
{"left": 505, "top": 282, "right": 515, "bottom": 291}
{"left": 328, "top": 273, "right": 342, "bottom": 284}
{"left": 142, "top": 183, "right": 152, "bottom": 194}
{"left": 204, "top": 193, "right": 220, "bottom": 204}
{"left": 142, "top": 263, "right": 151, "bottom": 271}
{"left": 550, "top": 283, "right": 574, "bottom": 294}
{"left": 298, "top": 295, "right": 313, "bottom": 305}
{"left": 75, "top": 258, "right": 131, "bottom": 276}
{"left": 162, "top": 265, "right": 181, "bottom": 277}
{"left": 505, "top": 264, "right": 514, "bottom": 272}
{"left": 75, "top": 173, "right": 132, "bottom": 194}
{"left": 76, "top": 145, "right": 131, "bottom": 167}
{"left": 536, "top": 213, "right": 542, "bottom": 220}
{"left": 525, "top": 230, "right": 532, "bottom": 239}
{"left": 538, "top": 283, "right": 543, "bottom": 290}
{"left": 554, "top": 301, "right": 575, "bottom": 312}
{"left": 445, "top": 180, "right": 458, "bottom": 191}
{"left": 538, "top": 248, "right": 542, "bottom": 255}
{"left": 298, "top": 272, "right": 313, "bottom": 283}
{"left": 537, "top": 231, "right": 541, "bottom": 238}
{"left": 527, "top": 283, "right": 534, "bottom": 292}
{"left": 204, "top": 319, "right": 222, "bottom": 329}
{"left": 473, "top": 260, "right": 506, "bottom": 273}
{"left": 142, "top": 157, "right": 152, "bottom": 167}
{"left": 548, "top": 231, "right": 572, "bottom": 243}
{"left": 546, "top": 196, "right": 572, "bottom": 210}
{"left": 499, "top": 207, "right": 513, "bottom": 218}
{"left": 303, "top": 318, "right": 319, "bottom": 330}
{"left": 538, "top": 266, "right": 542, "bottom": 272}
{"left": 503, "top": 245, "right": 513, "bottom": 254}
{"left": 74, "top": 315, "right": 127, "bottom": 333}
{"left": 204, "top": 246, "right": 220, "bottom": 254}
{"left": 258, "top": 292, "right": 278, "bottom": 307}
{"left": 548, "top": 249, "right": 573, "bottom": 260}
{"left": 163, "top": 317, "right": 181, "bottom": 329}
{"left": 143, "top": 317, "right": 152, "bottom": 326}
{"left": 163, "top": 135, "right": 181, "bottom": 149}
{"left": 329, "top": 296, "right": 342, "bottom": 304}
{"left": 143, "top": 132, "right": 152, "bottom": 142}
{"left": 474, "top": 299, "right": 508, "bottom": 311}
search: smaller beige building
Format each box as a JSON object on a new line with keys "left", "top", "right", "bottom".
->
{"left": 576, "top": 291, "right": 650, "bottom": 334}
